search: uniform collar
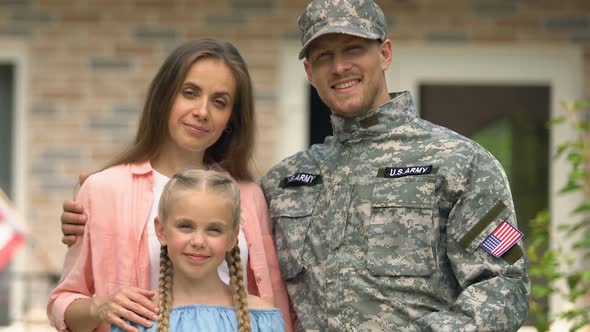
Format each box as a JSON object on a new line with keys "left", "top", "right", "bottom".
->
{"left": 331, "top": 91, "right": 418, "bottom": 143}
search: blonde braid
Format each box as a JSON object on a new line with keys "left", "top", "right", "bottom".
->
{"left": 157, "top": 246, "right": 174, "bottom": 332}
{"left": 226, "top": 245, "right": 251, "bottom": 332}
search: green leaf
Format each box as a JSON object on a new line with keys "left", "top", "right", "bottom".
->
{"left": 563, "top": 221, "right": 589, "bottom": 235}
{"left": 571, "top": 141, "right": 585, "bottom": 149}
{"left": 530, "top": 266, "right": 543, "bottom": 276}
{"left": 569, "top": 169, "right": 586, "bottom": 182}
{"left": 573, "top": 99, "right": 590, "bottom": 111}
{"left": 568, "top": 288, "right": 586, "bottom": 301}
{"left": 560, "top": 308, "right": 586, "bottom": 319}
{"left": 548, "top": 116, "right": 566, "bottom": 127}
{"left": 533, "top": 285, "right": 556, "bottom": 298}
{"left": 572, "top": 203, "right": 590, "bottom": 215}
{"left": 572, "top": 233, "right": 590, "bottom": 249}
{"left": 555, "top": 142, "right": 572, "bottom": 158}
{"left": 567, "top": 273, "right": 581, "bottom": 290}
{"left": 572, "top": 320, "right": 590, "bottom": 332}
{"left": 560, "top": 181, "right": 582, "bottom": 193}
{"left": 566, "top": 152, "right": 583, "bottom": 165}
{"left": 528, "top": 250, "right": 538, "bottom": 261}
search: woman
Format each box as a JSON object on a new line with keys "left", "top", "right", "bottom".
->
{"left": 47, "top": 39, "right": 291, "bottom": 332}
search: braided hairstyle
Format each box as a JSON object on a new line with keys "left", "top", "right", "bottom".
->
{"left": 157, "top": 246, "right": 174, "bottom": 332}
{"left": 226, "top": 245, "right": 251, "bottom": 332}
{"left": 156, "top": 169, "right": 249, "bottom": 331}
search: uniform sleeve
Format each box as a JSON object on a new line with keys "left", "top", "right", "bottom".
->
{"left": 46, "top": 179, "right": 96, "bottom": 332}
{"left": 414, "top": 149, "right": 530, "bottom": 331}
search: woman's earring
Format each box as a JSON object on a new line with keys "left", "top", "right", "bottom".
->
{"left": 224, "top": 125, "right": 233, "bottom": 134}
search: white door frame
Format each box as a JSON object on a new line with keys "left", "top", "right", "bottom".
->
{"left": 277, "top": 41, "right": 309, "bottom": 162}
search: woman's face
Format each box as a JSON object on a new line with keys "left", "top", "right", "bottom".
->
{"left": 165, "top": 57, "right": 236, "bottom": 158}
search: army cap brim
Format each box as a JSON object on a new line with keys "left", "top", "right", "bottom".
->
{"left": 298, "top": 24, "right": 382, "bottom": 59}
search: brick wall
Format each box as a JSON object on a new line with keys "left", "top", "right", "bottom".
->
{"left": 0, "top": 0, "right": 588, "bottom": 322}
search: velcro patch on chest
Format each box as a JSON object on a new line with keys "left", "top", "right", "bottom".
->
{"left": 280, "top": 172, "right": 321, "bottom": 188}
{"left": 377, "top": 165, "right": 433, "bottom": 178}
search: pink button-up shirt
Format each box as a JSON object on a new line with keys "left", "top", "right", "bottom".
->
{"left": 47, "top": 161, "right": 292, "bottom": 331}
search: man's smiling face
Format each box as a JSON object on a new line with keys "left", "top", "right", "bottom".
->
{"left": 304, "top": 33, "right": 392, "bottom": 118}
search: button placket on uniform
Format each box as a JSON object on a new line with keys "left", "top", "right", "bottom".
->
{"left": 325, "top": 140, "right": 355, "bottom": 328}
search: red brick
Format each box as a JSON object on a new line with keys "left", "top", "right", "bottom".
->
{"left": 495, "top": 16, "right": 542, "bottom": 32}
{"left": 114, "top": 44, "right": 155, "bottom": 56}
{"left": 61, "top": 12, "right": 101, "bottom": 24}
{"left": 472, "top": 33, "right": 518, "bottom": 43}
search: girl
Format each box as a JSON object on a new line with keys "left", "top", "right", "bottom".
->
{"left": 112, "top": 169, "right": 285, "bottom": 332}
{"left": 47, "top": 39, "right": 291, "bottom": 332}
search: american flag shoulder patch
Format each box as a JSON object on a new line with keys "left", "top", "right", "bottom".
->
{"left": 479, "top": 220, "right": 523, "bottom": 257}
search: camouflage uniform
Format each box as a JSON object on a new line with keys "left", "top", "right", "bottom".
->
{"left": 261, "top": 91, "right": 530, "bottom": 331}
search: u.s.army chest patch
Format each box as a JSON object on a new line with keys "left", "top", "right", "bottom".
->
{"left": 377, "top": 165, "right": 433, "bottom": 178}
{"left": 280, "top": 172, "right": 321, "bottom": 188}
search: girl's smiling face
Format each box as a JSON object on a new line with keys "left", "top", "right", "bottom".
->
{"left": 155, "top": 189, "right": 238, "bottom": 281}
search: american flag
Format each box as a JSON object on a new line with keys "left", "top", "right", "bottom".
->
{"left": 0, "top": 190, "right": 25, "bottom": 271}
{"left": 480, "top": 220, "right": 523, "bottom": 257}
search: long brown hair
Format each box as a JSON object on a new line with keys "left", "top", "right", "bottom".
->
{"left": 104, "top": 39, "right": 255, "bottom": 181}
{"left": 157, "top": 169, "right": 250, "bottom": 332}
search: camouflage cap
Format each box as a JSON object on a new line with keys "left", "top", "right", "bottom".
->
{"left": 297, "top": 0, "right": 387, "bottom": 59}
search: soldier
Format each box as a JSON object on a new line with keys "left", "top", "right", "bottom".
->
{"left": 260, "top": 0, "right": 529, "bottom": 330}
